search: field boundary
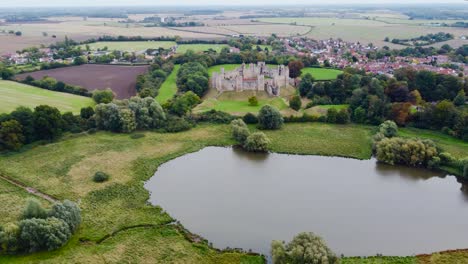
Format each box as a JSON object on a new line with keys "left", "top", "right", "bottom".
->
{"left": 0, "top": 174, "right": 58, "bottom": 203}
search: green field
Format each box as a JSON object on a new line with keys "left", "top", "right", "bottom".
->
{"left": 176, "top": 44, "right": 229, "bottom": 54}
{"left": 196, "top": 96, "right": 288, "bottom": 114}
{"left": 81, "top": 41, "right": 177, "bottom": 52}
{"left": 301, "top": 68, "right": 343, "bottom": 80}
{"left": 0, "top": 80, "right": 95, "bottom": 114}
{"left": 208, "top": 64, "right": 240, "bottom": 76}
{"left": 156, "top": 65, "right": 179, "bottom": 104}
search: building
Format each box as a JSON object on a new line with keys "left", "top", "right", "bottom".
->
{"left": 211, "top": 62, "right": 291, "bottom": 96}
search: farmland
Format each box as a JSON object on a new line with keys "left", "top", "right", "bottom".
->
{"left": 81, "top": 41, "right": 177, "bottom": 52}
{"left": 301, "top": 68, "right": 343, "bottom": 80}
{"left": 0, "top": 80, "right": 94, "bottom": 114}
{"left": 15, "top": 64, "right": 149, "bottom": 99}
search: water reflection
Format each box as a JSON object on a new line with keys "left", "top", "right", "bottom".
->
{"left": 145, "top": 147, "right": 468, "bottom": 257}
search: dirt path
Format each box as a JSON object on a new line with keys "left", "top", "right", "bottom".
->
{"left": 0, "top": 175, "right": 58, "bottom": 203}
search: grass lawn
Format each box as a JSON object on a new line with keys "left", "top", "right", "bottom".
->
{"left": 208, "top": 64, "right": 240, "bottom": 76}
{"left": 176, "top": 44, "right": 229, "bottom": 54}
{"left": 0, "top": 80, "right": 95, "bottom": 114}
{"left": 195, "top": 96, "right": 288, "bottom": 115}
{"left": 399, "top": 127, "right": 468, "bottom": 159}
{"left": 301, "top": 68, "right": 343, "bottom": 80}
{"left": 156, "top": 65, "right": 179, "bottom": 104}
{"left": 81, "top": 41, "right": 176, "bottom": 52}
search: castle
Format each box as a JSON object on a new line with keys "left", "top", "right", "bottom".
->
{"left": 211, "top": 62, "right": 292, "bottom": 96}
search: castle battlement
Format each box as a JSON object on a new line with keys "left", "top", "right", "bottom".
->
{"left": 211, "top": 62, "right": 291, "bottom": 96}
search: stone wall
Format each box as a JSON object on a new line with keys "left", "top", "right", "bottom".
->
{"left": 211, "top": 62, "right": 291, "bottom": 96}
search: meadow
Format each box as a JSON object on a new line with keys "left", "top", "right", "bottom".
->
{"left": 0, "top": 122, "right": 466, "bottom": 262}
{"left": 0, "top": 80, "right": 94, "bottom": 114}
{"left": 302, "top": 67, "right": 343, "bottom": 80}
{"left": 156, "top": 64, "right": 179, "bottom": 104}
{"left": 176, "top": 44, "right": 229, "bottom": 54}
{"left": 81, "top": 41, "right": 177, "bottom": 52}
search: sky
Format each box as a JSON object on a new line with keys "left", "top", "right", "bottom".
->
{"left": 1, "top": 0, "right": 465, "bottom": 7}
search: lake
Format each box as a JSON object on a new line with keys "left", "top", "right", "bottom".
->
{"left": 145, "top": 147, "right": 468, "bottom": 257}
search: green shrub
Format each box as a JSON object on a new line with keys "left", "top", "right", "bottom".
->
{"left": 21, "top": 199, "right": 47, "bottom": 220}
{"left": 379, "top": 120, "right": 398, "bottom": 138}
{"left": 243, "top": 113, "right": 258, "bottom": 124}
{"left": 92, "top": 89, "right": 114, "bottom": 104}
{"left": 197, "top": 110, "right": 234, "bottom": 124}
{"left": 326, "top": 108, "right": 337, "bottom": 123}
{"left": 243, "top": 132, "right": 270, "bottom": 152}
{"left": 248, "top": 96, "right": 259, "bottom": 106}
{"left": 231, "top": 119, "right": 250, "bottom": 144}
{"left": 48, "top": 200, "right": 81, "bottom": 233}
{"left": 130, "top": 133, "right": 145, "bottom": 139}
{"left": 375, "top": 137, "right": 439, "bottom": 167}
{"left": 336, "top": 109, "right": 350, "bottom": 124}
{"left": 289, "top": 95, "right": 302, "bottom": 111}
{"left": 0, "top": 223, "right": 20, "bottom": 253}
{"left": 93, "top": 171, "right": 110, "bottom": 183}
{"left": 258, "top": 105, "right": 283, "bottom": 130}
{"left": 163, "top": 116, "right": 193, "bottom": 133}
{"left": 19, "top": 217, "right": 71, "bottom": 252}
{"left": 271, "top": 232, "right": 338, "bottom": 264}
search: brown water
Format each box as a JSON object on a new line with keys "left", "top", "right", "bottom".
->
{"left": 145, "top": 147, "right": 468, "bottom": 257}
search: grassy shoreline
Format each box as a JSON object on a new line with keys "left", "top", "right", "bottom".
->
{"left": 0, "top": 123, "right": 466, "bottom": 263}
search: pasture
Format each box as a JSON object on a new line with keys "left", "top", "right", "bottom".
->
{"left": 176, "top": 44, "right": 229, "bottom": 54}
{"left": 156, "top": 65, "right": 179, "bottom": 104}
{"left": 0, "top": 80, "right": 94, "bottom": 114}
{"left": 15, "top": 64, "right": 149, "bottom": 99}
{"left": 301, "top": 68, "right": 343, "bottom": 80}
{"left": 81, "top": 41, "right": 177, "bottom": 52}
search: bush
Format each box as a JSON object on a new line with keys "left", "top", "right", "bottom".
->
{"left": 163, "top": 115, "right": 193, "bottom": 133}
{"left": 92, "top": 89, "right": 114, "bottom": 104}
{"left": 375, "top": 137, "right": 439, "bottom": 167}
{"left": 80, "top": 106, "right": 95, "bottom": 119}
{"left": 196, "top": 110, "right": 234, "bottom": 124}
{"left": 271, "top": 232, "right": 338, "bottom": 264}
{"left": 19, "top": 217, "right": 71, "bottom": 252}
{"left": 93, "top": 171, "right": 110, "bottom": 183}
{"left": 326, "top": 108, "right": 337, "bottom": 123}
{"left": 335, "top": 109, "right": 350, "bottom": 124}
{"left": 243, "top": 113, "right": 258, "bottom": 124}
{"left": 379, "top": 120, "right": 398, "bottom": 138}
{"left": 243, "top": 132, "right": 270, "bottom": 152}
{"left": 0, "top": 223, "right": 20, "bottom": 253}
{"left": 21, "top": 199, "right": 47, "bottom": 220}
{"left": 248, "top": 96, "right": 259, "bottom": 106}
{"left": 231, "top": 119, "right": 250, "bottom": 144}
{"left": 289, "top": 95, "right": 302, "bottom": 111}
{"left": 258, "top": 105, "right": 283, "bottom": 130}
{"left": 48, "top": 200, "right": 81, "bottom": 233}
{"left": 130, "top": 133, "right": 145, "bottom": 139}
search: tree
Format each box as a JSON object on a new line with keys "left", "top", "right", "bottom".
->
{"left": 33, "top": 105, "right": 63, "bottom": 140}
{"left": 243, "top": 113, "right": 258, "bottom": 124}
{"left": 288, "top": 60, "right": 304, "bottom": 78}
{"left": 271, "top": 232, "right": 338, "bottom": 264}
{"left": 94, "top": 103, "right": 121, "bottom": 132}
{"left": 336, "top": 109, "right": 350, "bottom": 124}
{"left": 19, "top": 217, "right": 71, "bottom": 252}
{"left": 243, "top": 132, "right": 270, "bottom": 152}
{"left": 10, "top": 107, "right": 35, "bottom": 143}
{"left": 80, "top": 106, "right": 95, "bottom": 119}
{"left": 0, "top": 223, "right": 20, "bottom": 253}
{"left": 248, "top": 96, "right": 259, "bottom": 107}
{"left": 119, "top": 108, "right": 136, "bottom": 133}
{"left": 48, "top": 200, "right": 81, "bottom": 233}
{"left": 289, "top": 95, "right": 302, "bottom": 111}
{"left": 21, "top": 199, "right": 47, "bottom": 220}
{"left": 375, "top": 137, "right": 439, "bottom": 168}
{"left": 168, "top": 91, "right": 201, "bottom": 116}
{"left": 231, "top": 119, "right": 250, "bottom": 144}
{"left": 299, "top": 73, "right": 314, "bottom": 97}
{"left": 92, "top": 89, "right": 114, "bottom": 104}
{"left": 0, "top": 120, "right": 25, "bottom": 151}
{"left": 258, "top": 105, "right": 283, "bottom": 130}
{"left": 379, "top": 120, "right": 398, "bottom": 138}
{"left": 454, "top": 89, "right": 466, "bottom": 106}
{"left": 390, "top": 103, "right": 412, "bottom": 126}
{"left": 73, "top": 56, "right": 86, "bottom": 65}
{"left": 353, "top": 106, "right": 366, "bottom": 124}
{"left": 326, "top": 108, "right": 338, "bottom": 123}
